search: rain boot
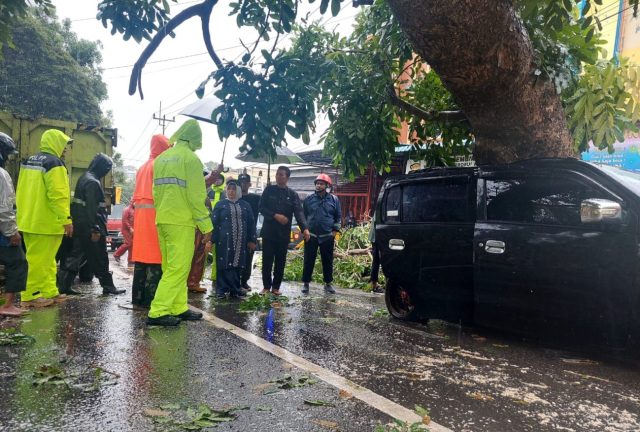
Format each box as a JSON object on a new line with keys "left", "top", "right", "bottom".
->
{"left": 132, "top": 263, "right": 145, "bottom": 306}
{"left": 100, "top": 272, "right": 125, "bottom": 295}
{"left": 56, "top": 270, "right": 81, "bottom": 295}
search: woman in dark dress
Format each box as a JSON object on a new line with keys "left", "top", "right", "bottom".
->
{"left": 212, "top": 180, "right": 257, "bottom": 298}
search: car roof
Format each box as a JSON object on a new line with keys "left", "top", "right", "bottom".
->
{"left": 388, "top": 158, "right": 599, "bottom": 185}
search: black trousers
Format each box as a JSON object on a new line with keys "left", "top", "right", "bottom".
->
{"left": 132, "top": 263, "right": 162, "bottom": 307}
{"left": 302, "top": 237, "right": 334, "bottom": 284}
{"left": 261, "top": 238, "right": 288, "bottom": 290}
{"left": 58, "top": 230, "right": 112, "bottom": 289}
{"left": 0, "top": 245, "right": 27, "bottom": 293}
{"left": 370, "top": 242, "right": 380, "bottom": 282}
{"left": 241, "top": 249, "right": 255, "bottom": 286}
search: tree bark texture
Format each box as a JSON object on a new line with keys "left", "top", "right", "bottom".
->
{"left": 386, "top": 0, "right": 576, "bottom": 165}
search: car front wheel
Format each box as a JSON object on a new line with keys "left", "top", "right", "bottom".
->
{"left": 385, "top": 278, "right": 418, "bottom": 321}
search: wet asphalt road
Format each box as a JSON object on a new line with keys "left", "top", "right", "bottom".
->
{"left": 1, "top": 254, "right": 639, "bottom": 431}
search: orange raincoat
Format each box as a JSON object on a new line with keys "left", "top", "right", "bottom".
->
{"left": 131, "top": 135, "right": 171, "bottom": 264}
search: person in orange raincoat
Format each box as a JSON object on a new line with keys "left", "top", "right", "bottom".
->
{"left": 113, "top": 202, "right": 134, "bottom": 265}
{"left": 130, "top": 135, "right": 171, "bottom": 308}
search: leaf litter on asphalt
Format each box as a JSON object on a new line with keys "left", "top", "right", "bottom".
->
{"left": 0, "top": 329, "right": 35, "bottom": 346}
{"left": 145, "top": 403, "right": 248, "bottom": 430}
{"left": 32, "top": 363, "right": 118, "bottom": 391}
{"left": 374, "top": 405, "right": 431, "bottom": 431}
{"left": 263, "top": 374, "right": 318, "bottom": 395}
{"left": 238, "top": 293, "right": 290, "bottom": 312}
{"left": 304, "top": 399, "right": 335, "bottom": 407}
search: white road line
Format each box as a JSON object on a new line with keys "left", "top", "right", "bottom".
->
{"left": 197, "top": 308, "right": 453, "bottom": 432}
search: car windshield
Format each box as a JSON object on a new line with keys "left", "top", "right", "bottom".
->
{"left": 592, "top": 163, "right": 640, "bottom": 196}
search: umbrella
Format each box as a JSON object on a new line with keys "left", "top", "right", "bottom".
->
{"left": 236, "top": 147, "right": 304, "bottom": 183}
{"left": 178, "top": 97, "right": 229, "bottom": 163}
{"left": 179, "top": 97, "right": 223, "bottom": 123}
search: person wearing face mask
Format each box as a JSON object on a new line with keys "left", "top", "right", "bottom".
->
{"left": 57, "top": 153, "right": 125, "bottom": 296}
{"left": 211, "top": 179, "right": 257, "bottom": 299}
{"left": 0, "top": 132, "right": 28, "bottom": 316}
{"left": 16, "top": 129, "right": 74, "bottom": 307}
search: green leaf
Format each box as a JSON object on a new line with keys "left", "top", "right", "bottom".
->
{"left": 304, "top": 399, "right": 336, "bottom": 407}
{"left": 414, "top": 405, "right": 430, "bottom": 417}
{"left": 331, "top": 0, "right": 341, "bottom": 17}
{"left": 319, "top": 0, "right": 330, "bottom": 14}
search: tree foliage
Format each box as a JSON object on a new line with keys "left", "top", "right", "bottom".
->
{"left": 0, "top": 0, "right": 54, "bottom": 59}
{"left": 33, "top": 0, "right": 640, "bottom": 173}
{"left": 0, "top": 10, "right": 108, "bottom": 124}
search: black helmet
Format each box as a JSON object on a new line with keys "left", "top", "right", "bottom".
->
{"left": 0, "top": 132, "right": 17, "bottom": 168}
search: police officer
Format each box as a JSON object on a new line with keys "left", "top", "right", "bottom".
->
{"left": 301, "top": 173, "right": 341, "bottom": 294}
{"left": 17, "top": 129, "right": 73, "bottom": 307}
{"left": 57, "top": 153, "right": 125, "bottom": 296}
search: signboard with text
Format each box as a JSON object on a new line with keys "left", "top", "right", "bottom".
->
{"left": 581, "top": 135, "right": 640, "bottom": 172}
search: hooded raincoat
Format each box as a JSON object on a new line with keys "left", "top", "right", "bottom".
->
{"left": 130, "top": 135, "right": 170, "bottom": 307}
{"left": 16, "top": 130, "right": 71, "bottom": 234}
{"left": 131, "top": 135, "right": 170, "bottom": 264}
{"left": 149, "top": 120, "right": 213, "bottom": 319}
{"left": 16, "top": 129, "right": 71, "bottom": 301}
{"left": 58, "top": 153, "right": 119, "bottom": 293}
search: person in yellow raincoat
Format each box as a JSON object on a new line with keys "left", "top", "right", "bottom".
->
{"left": 147, "top": 120, "right": 213, "bottom": 326}
{"left": 16, "top": 129, "right": 73, "bottom": 307}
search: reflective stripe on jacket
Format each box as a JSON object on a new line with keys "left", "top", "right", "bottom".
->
{"left": 152, "top": 141, "right": 212, "bottom": 233}
{"left": 16, "top": 130, "right": 71, "bottom": 234}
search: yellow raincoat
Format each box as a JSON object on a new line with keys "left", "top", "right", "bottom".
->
{"left": 149, "top": 120, "right": 213, "bottom": 319}
{"left": 16, "top": 129, "right": 72, "bottom": 302}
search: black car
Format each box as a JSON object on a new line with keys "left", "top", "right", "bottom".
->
{"left": 255, "top": 214, "right": 304, "bottom": 250}
{"left": 376, "top": 158, "right": 640, "bottom": 351}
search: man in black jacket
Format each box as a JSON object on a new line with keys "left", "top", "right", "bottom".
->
{"left": 57, "top": 153, "right": 125, "bottom": 296}
{"left": 258, "top": 166, "right": 309, "bottom": 295}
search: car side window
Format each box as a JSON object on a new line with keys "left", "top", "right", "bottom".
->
{"left": 402, "top": 177, "right": 470, "bottom": 223}
{"left": 383, "top": 186, "right": 401, "bottom": 223}
{"left": 486, "top": 175, "right": 612, "bottom": 226}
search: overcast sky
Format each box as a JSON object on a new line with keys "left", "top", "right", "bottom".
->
{"left": 51, "top": 0, "right": 358, "bottom": 168}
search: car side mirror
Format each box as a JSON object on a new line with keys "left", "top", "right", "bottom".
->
{"left": 580, "top": 199, "right": 622, "bottom": 224}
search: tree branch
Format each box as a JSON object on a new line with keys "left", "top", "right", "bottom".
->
{"left": 129, "top": 0, "right": 219, "bottom": 98}
{"left": 386, "top": 85, "right": 467, "bottom": 124}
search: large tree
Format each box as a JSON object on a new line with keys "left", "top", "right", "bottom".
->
{"left": 0, "top": 9, "right": 108, "bottom": 124}
{"left": 11, "top": 0, "right": 637, "bottom": 171}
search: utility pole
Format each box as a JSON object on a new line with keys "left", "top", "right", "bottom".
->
{"left": 153, "top": 101, "right": 175, "bottom": 134}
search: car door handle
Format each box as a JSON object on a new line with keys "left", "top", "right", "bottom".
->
{"left": 389, "top": 239, "right": 405, "bottom": 251}
{"left": 483, "top": 240, "right": 505, "bottom": 254}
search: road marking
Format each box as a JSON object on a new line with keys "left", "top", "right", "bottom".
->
{"left": 197, "top": 308, "right": 453, "bottom": 432}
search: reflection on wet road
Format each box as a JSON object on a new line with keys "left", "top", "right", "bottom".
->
{"left": 192, "top": 271, "right": 640, "bottom": 432}
{"left": 1, "top": 257, "right": 639, "bottom": 431}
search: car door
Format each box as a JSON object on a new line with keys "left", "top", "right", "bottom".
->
{"left": 378, "top": 174, "right": 476, "bottom": 322}
{"left": 474, "top": 169, "right": 637, "bottom": 347}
